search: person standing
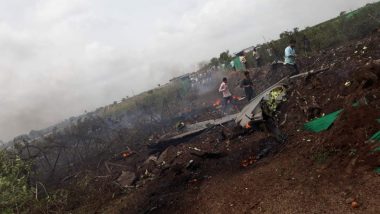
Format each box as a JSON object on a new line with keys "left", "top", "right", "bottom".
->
{"left": 303, "top": 35, "right": 311, "bottom": 56}
{"left": 239, "top": 55, "right": 247, "bottom": 70}
{"left": 219, "top": 77, "right": 233, "bottom": 113}
{"left": 240, "top": 71, "right": 255, "bottom": 101}
{"left": 284, "top": 39, "right": 299, "bottom": 75}
{"left": 269, "top": 42, "right": 280, "bottom": 63}
{"left": 252, "top": 47, "right": 261, "bottom": 68}
{"left": 230, "top": 60, "right": 236, "bottom": 71}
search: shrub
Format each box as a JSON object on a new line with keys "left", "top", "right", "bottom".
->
{"left": 0, "top": 150, "right": 34, "bottom": 213}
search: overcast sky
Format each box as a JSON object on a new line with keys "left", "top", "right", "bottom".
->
{"left": 0, "top": 0, "right": 376, "bottom": 141}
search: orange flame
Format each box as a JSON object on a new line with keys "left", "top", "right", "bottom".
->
{"left": 245, "top": 123, "right": 252, "bottom": 129}
{"left": 121, "top": 151, "right": 135, "bottom": 158}
{"left": 240, "top": 156, "right": 256, "bottom": 167}
{"left": 213, "top": 99, "right": 222, "bottom": 107}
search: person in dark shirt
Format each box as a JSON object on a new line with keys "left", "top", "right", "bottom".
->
{"left": 303, "top": 35, "right": 311, "bottom": 56}
{"left": 240, "top": 71, "right": 255, "bottom": 101}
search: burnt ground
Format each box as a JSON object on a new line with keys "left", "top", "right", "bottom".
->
{"left": 74, "top": 32, "right": 380, "bottom": 214}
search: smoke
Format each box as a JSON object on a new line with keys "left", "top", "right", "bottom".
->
{"left": 0, "top": 0, "right": 376, "bottom": 141}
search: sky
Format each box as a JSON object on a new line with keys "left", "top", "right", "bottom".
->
{"left": 0, "top": 0, "right": 377, "bottom": 141}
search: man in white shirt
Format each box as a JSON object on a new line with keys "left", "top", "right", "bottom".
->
{"left": 219, "top": 77, "right": 233, "bottom": 113}
{"left": 284, "top": 39, "right": 299, "bottom": 75}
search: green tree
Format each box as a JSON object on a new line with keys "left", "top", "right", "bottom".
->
{"left": 219, "top": 50, "right": 232, "bottom": 66}
{"left": 210, "top": 57, "right": 219, "bottom": 67}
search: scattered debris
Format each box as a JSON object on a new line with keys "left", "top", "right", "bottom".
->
{"left": 236, "top": 79, "right": 287, "bottom": 127}
{"left": 117, "top": 171, "right": 136, "bottom": 187}
{"left": 279, "top": 113, "right": 288, "bottom": 126}
{"left": 289, "top": 66, "right": 330, "bottom": 80}
{"left": 189, "top": 147, "right": 201, "bottom": 152}
{"left": 141, "top": 169, "right": 154, "bottom": 180}
{"left": 144, "top": 155, "right": 158, "bottom": 164}
{"left": 345, "top": 197, "right": 355, "bottom": 204}
{"left": 190, "top": 151, "right": 225, "bottom": 159}
{"left": 176, "top": 121, "right": 186, "bottom": 131}
{"left": 149, "top": 113, "right": 238, "bottom": 153}
{"left": 188, "top": 178, "right": 199, "bottom": 184}
{"left": 186, "top": 160, "right": 200, "bottom": 170}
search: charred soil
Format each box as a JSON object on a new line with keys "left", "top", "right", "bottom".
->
{"left": 66, "top": 32, "right": 380, "bottom": 214}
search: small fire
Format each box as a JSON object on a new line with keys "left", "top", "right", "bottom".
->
{"left": 213, "top": 99, "right": 222, "bottom": 107}
{"left": 245, "top": 123, "right": 252, "bottom": 129}
{"left": 240, "top": 156, "right": 256, "bottom": 168}
{"left": 121, "top": 151, "right": 134, "bottom": 158}
{"left": 232, "top": 96, "right": 242, "bottom": 100}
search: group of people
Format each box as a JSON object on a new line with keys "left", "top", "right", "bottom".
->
{"left": 218, "top": 39, "right": 300, "bottom": 113}
{"left": 218, "top": 71, "right": 254, "bottom": 113}
{"left": 236, "top": 47, "right": 261, "bottom": 71}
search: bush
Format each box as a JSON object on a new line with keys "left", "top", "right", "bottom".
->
{"left": 0, "top": 150, "right": 34, "bottom": 213}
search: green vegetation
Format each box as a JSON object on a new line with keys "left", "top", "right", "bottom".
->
{"left": 102, "top": 79, "right": 191, "bottom": 117}
{"left": 0, "top": 150, "right": 33, "bottom": 213}
{"left": 203, "top": 2, "right": 380, "bottom": 70}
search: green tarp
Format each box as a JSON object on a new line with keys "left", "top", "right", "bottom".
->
{"left": 304, "top": 109, "right": 344, "bottom": 133}
{"left": 233, "top": 57, "right": 246, "bottom": 71}
{"left": 368, "top": 130, "right": 380, "bottom": 174}
{"left": 370, "top": 131, "right": 380, "bottom": 141}
{"left": 375, "top": 167, "right": 380, "bottom": 174}
{"left": 372, "top": 147, "right": 380, "bottom": 153}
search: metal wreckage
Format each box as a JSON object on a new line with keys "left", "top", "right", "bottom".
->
{"left": 149, "top": 67, "right": 329, "bottom": 152}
